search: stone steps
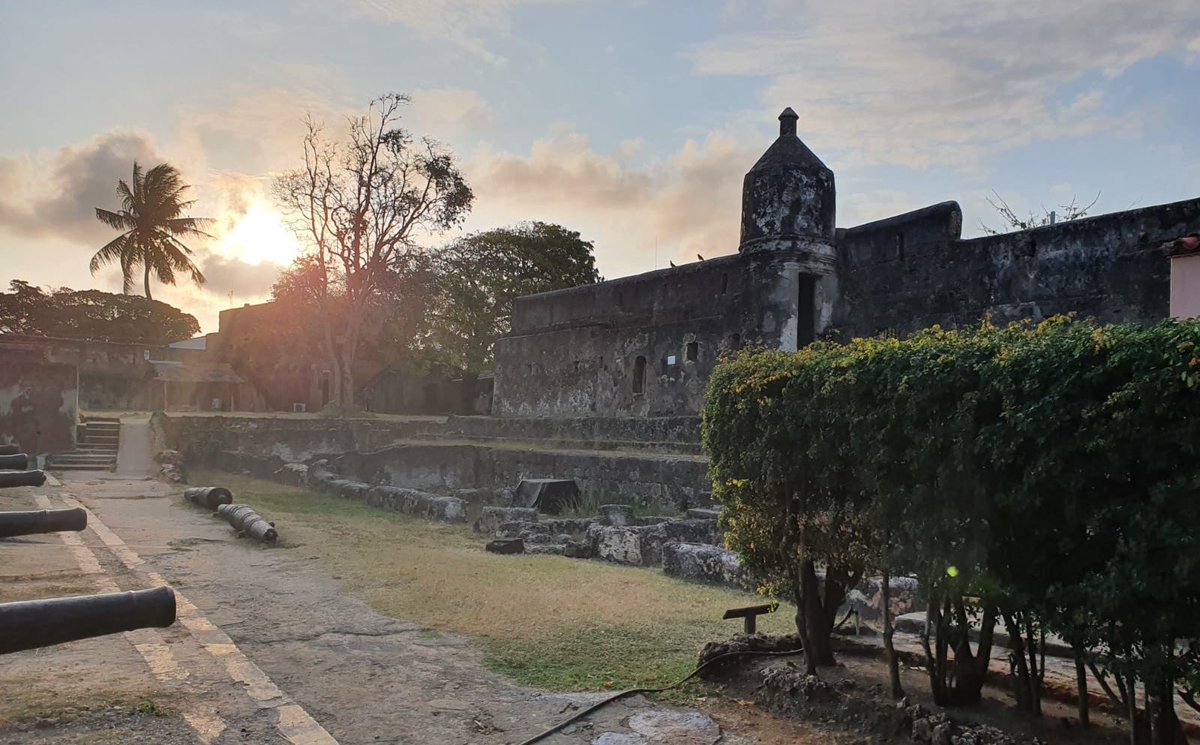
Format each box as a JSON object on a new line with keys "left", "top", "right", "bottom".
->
{"left": 50, "top": 417, "right": 121, "bottom": 471}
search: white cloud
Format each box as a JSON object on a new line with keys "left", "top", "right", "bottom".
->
{"left": 688, "top": 0, "right": 1200, "bottom": 170}
{"left": 464, "top": 127, "right": 754, "bottom": 277}
{"left": 335, "top": 0, "right": 576, "bottom": 66}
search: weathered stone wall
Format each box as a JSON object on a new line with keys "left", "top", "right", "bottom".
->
{"left": 493, "top": 253, "right": 800, "bottom": 417}
{"left": 153, "top": 412, "right": 711, "bottom": 511}
{"left": 0, "top": 348, "right": 77, "bottom": 454}
{"left": 834, "top": 198, "right": 1200, "bottom": 338}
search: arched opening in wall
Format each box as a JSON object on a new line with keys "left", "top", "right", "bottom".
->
{"left": 633, "top": 356, "right": 647, "bottom": 395}
{"left": 727, "top": 333, "right": 741, "bottom": 351}
{"left": 896, "top": 233, "right": 905, "bottom": 260}
{"left": 720, "top": 274, "right": 729, "bottom": 294}
{"left": 686, "top": 341, "right": 698, "bottom": 362}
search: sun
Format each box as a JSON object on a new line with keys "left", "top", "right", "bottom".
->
{"left": 217, "top": 205, "right": 301, "bottom": 266}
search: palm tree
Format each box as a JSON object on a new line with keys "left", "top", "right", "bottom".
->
{"left": 92, "top": 162, "right": 213, "bottom": 300}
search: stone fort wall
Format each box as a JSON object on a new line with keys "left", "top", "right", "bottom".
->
{"left": 834, "top": 197, "right": 1200, "bottom": 338}
{"left": 493, "top": 252, "right": 807, "bottom": 417}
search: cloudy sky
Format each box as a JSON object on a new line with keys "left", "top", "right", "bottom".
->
{"left": 2, "top": 0, "right": 1198, "bottom": 332}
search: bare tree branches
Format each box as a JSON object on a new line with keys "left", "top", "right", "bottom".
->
{"left": 979, "top": 191, "right": 1101, "bottom": 236}
{"left": 273, "top": 93, "right": 473, "bottom": 409}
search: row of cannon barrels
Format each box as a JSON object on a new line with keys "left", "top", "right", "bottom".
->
{"left": 184, "top": 486, "right": 279, "bottom": 544}
{"left": 0, "top": 443, "right": 177, "bottom": 656}
{"left": 0, "top": 445, "right": 46, "bottom": 490}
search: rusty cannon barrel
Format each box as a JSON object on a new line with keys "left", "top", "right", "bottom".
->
{"left": 0, "top": 508, "right": 87, "bottom": 538}
{"left": 0, "top": 586, "right": 176, "bottom": 655}
{"left": 0, "top": 470, "right": 46, "bottom": 489}
{"left": 184, "top": 486, "right": 233, "bottom": 510}
{"left": 0, "top": 444, "right": 20, "bottom": 456}
{"left": 0, "top": 453, "right": 29, "bottom": 470}
{"left": 216, "top": 503, "right": 278, "bottom": 543}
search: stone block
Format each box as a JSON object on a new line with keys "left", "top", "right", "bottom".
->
{"left": 525, "top": 543, "right": 566, "bottom": 556}
{"left": 513, "top": 478, "right": 580, "bottom": 514}
{"left": 274, "top": 462, "right": 309, "bottom": 486}
{"left": 599, "top": 504, "right": 635, "bottom": 527}
{"left": 861, "top": 575, "right": 919, "bottom": 619}
{"left": 893, "top": 612, "right": 928, "bottom": 635}
{"left": 478, "top": 506, "right": 538, "bottom": 535}
{"left": 593, "top": 526, "right": 642, "bottom": 565}
{"left": 563, "top": 540, "right": 591, "bottom": 559}
{"left": 661, "top": 543, "right": 748, "bottom": 588}
{"left": 486, "top": 538, "right": 524, "bottom": 555}
{"left": 637, "top": 519, "right": 721, "bottom": 567}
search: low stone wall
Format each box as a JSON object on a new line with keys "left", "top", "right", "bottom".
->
{"left": 154, "top": 412, "right": 711, "bottom": 512}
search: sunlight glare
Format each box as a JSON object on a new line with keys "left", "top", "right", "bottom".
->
{"left": 218, "top": 205, "right": 301, "bottom": 266}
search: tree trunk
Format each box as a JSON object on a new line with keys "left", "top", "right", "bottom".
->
{"left": 1149, "top": 654, "right": 1186, "bottom": 745}
{"left": 1073, "top": 644, "right": 1090, "bottom": 727}
{"left": 881, "top": 565, "right": 904, "bottom": 699}
{"left": 950, "top": 597, "right": 995, "bottom": 706}
{"left": 800, "top": 559, "right": 836, "bottom": 669}
{"left": 143, "top": 263, "right": 152, "bottom": 300}
{"left": 1004, "top": 611, "right": 1032, "bottom": 711}
{"left": 921, "top": 594, "right": 949, "bottom": 707}
{"left": 1026, "top": 618, "right": 1043, "bottom": 716}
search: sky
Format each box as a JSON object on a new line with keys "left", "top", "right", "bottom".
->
{"left": 1, "top": 0, "right": 1198, "bottom": 333}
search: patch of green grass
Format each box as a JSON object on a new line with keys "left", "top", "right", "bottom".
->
{"left": 190, "top": 469, "right": 796, "bottom": 693}
{"left": 482, "top": 622, "right": 716, "bottom": 691}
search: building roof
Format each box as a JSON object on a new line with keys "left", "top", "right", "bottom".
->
{"left": 151, "top": 361, "right": 242, "bottom": 384}
{"left": 1168, "top": 232, "right": 1200, "bottom": 258}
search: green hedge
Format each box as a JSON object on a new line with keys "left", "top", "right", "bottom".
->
{"left": 703, "top": 317, "right": 1200, "bottom": 728}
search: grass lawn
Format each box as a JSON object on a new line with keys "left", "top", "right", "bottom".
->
{"left": 190, "top": 469, "right": 795, "bottom": 693}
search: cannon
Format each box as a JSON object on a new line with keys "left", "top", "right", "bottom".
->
{"left": 0, "top": 508, "right": 87, "bottom": 538}
{"left": 183, "top": 486, "right": 233, "bottom": 510}
{"left": 0, "top": 470, "right": 46, "bottom": 489}
{"left": 0, "top": 453, "right": 29, "bottom": 470}
{"left": 0, "top": 586, "right": 176, "bottom": 655}
{"left": 217, "top": 503, "right": 278, "bottom": 543}
{"left": 0, "top": 444, "right": 19, "bottom": 456}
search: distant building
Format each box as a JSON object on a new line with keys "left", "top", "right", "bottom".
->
{"left": 492, "top": 108, "right": 1200, "bottom": 417}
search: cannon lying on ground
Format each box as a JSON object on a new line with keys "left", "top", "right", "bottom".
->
{"left": 0, "top": 444, "right": 20, "bottom": 456}
{"left": 217, "top": 503, "right": 278, "bottom": 543}
{"left": 0, "top": 508, "right": 87, "bottom": 538}
{"left": 0, "top": 470, "right": 46, "bottom": 489}
{"left": 0, "top": 586, "right": 177, "bottom": 655}
{"left": 0, "top": 451, "right": 28, "bottom": 467}
{"left": 0, "top": 453, "right": 29, "bottom": 471}
{"left": 184, "top": 486, "right": 233, "bottom": 510}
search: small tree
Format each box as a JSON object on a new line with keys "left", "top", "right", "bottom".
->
{"left": 979, "top": 191, "right": 1099, "bottom": 235}
{"left": 274, "top": 93, "right": 473, "bottom": 408}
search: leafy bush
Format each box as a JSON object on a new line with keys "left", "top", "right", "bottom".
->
{"left": 704, "top": 317, "right": 1200, "bottom": 738}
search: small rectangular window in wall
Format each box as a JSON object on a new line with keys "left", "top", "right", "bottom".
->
{"left": 685, "top": 342, "right": 698, "bottom": 362}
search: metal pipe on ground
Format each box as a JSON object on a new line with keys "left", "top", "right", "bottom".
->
{"left": 0, "top": 508, "right": 87, "bottom": 538}
{"left": 0, "top": 471, "right": 46, "bottom": 489}
{"left": 183, "top": 486, "right": 233, "bottom": 510}
{"left": 216, "top": 503, "right": 278, "bottom": 543}
{"left": 0, "top": 586, "right": 177, "bottom": 655}
{"left": 0, "top": 454, "right": 29, "bottom": 470}
{"left": 0, "top": 445, "right": 20, "bottom": 456}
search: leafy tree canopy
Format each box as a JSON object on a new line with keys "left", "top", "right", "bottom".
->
{"left": 0, "top": 280, "right": 200, "bottom": 344}
{"left": 427, "top": 221, "right": 602, "bottom": 374}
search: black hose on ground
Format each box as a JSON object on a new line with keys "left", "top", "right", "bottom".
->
{"left": 515, "top": 646, "right": 805, "bottom": 745}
